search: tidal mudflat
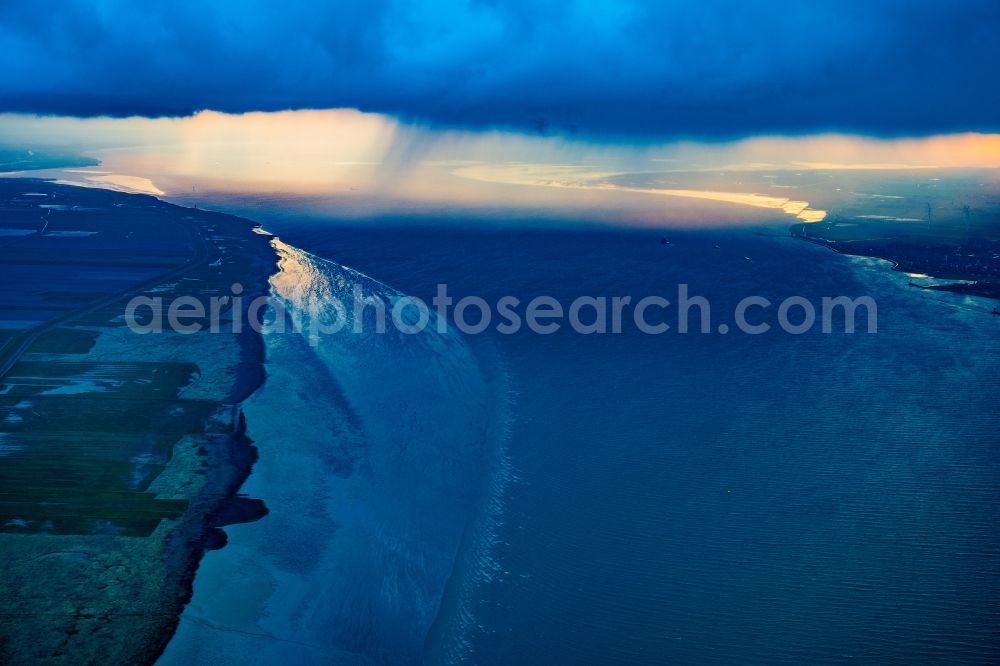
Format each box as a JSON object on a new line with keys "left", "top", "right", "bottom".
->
{"left": 0, "top": 180, "right": 274, "bottom": 664}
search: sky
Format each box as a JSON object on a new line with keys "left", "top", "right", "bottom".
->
{"left": 4, "top": 108, "right": 996, "bottom": 230}
{"left": 1, "top": 0, "right": 999, "bottom": 139}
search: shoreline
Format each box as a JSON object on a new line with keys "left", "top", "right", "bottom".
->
{"left": 156, "top": 234, "right": 499, "bottom": 664}
{"left": 130, "top": 194, "right": 279, "bottom": 665}
{"left": 790, "top": 221, "right": 1000, "bottom": 302}
{"left": 150, "top": 272, "right": 275, "bottom": 663}
{"left": 0, "top": 178, "right": 278, "bottom": 664}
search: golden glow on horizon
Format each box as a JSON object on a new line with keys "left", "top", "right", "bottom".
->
{"left": 1, "top": 109, "right": 998, "bottom": 226}
{"left": 693, "top": 133, "right": 1000, "bottom": 171}
{"left": 0, "top": 110, "right": 399, "bottom": 194}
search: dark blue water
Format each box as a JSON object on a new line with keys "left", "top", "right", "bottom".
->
{"left": 181, "top": 208, "right": 1000, "bottom": 664}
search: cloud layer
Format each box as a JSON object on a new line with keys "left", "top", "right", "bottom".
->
{"left": 1, "top": 0, "right": 997, "bottom": 137}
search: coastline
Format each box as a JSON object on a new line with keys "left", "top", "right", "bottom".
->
{"left": 0, "top": 179, "right": 277, "bottom": 664}
{"left": 157, "top": 236, "right": 497, "bottom": 665}
{"left": 790, "top": 220, "right": 1000, "bottom": 302}
{"left": 152, "top": 229, "right": 275, "bottom": 660}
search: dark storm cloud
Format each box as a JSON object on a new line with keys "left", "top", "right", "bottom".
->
{"left": 0, "top": 0, "right": 997, "bottom": 138}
